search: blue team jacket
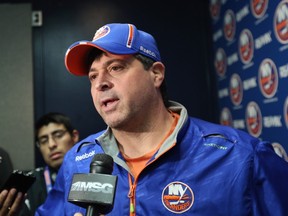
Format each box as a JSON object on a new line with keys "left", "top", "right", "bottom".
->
{"left": 36, "top": 101, "right": 288, "bottom": 216}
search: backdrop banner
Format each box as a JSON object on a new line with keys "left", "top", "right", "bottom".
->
{"left": 209, "top": 0, "right": 288, "bottom": 155}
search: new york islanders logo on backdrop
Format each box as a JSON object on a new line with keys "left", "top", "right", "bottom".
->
{"left": 220, "top": 107, "right": 233, "bottom": 127}
{"left": 239, "top": 29, "right": 254, "bottom": 64}
{"left": 223, "top": 9, "right": 236, "bottom": 42}
{"left": 250, "top": 0, "right": 269, "bottom": 19}
{"left": 214, "top": 48, "right": 227, "bottom": 77}
{"left": 162, "top": 181, "right": 194, "bottom": 213}
{"left": 274, "top": 0, "right": 288, "bottom": 44}
{"left": 258, "top": 58, "right": 278, "bottom": 98}
{"left": 210, "top": 0, "right": 221, "bottom": 20}
{"left": 229, "top": 73, "right": 243, "bottom": 106}
{"left": 245, "top": 101, "right": 262, "bottom": 137}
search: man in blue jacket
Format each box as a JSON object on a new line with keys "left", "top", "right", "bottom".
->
{"left": 2, "top": 23, "right": 288, "bottom": 216}
{"left": 37, "top": 22, "right": 288, "bottom": 216}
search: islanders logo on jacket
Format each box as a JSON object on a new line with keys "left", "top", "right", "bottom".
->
{"left": 162, "top": 181, "right": 194, "bottom": 213}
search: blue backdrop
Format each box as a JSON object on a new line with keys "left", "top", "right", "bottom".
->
{"left": 209, "top": 0, "right": 288, "bottom": 154}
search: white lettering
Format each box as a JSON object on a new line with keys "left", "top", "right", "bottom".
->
{"left": 255, "top": 32, "right": 272, "bottom": 49}
{"left": 236, "top": 5, "right": 249, "bottom": 22}
{"left": 213, "top": 29, "right": 223, "bottom": 42}
{"left": 243, "top": 77, "right": 257, "bottom": 90}
{"left": 71, "top": 181, "right": 113, "bottom": 193}
{"left": 140, "top": 46, "right": 156, "bottom": 58}
{"left": 279, "top": 64, "right": 288, "bottom": 78}
{"left": 227, "top": 53, "right": 238, "bottom": 65}
{"left": 168, "top": 184, "right": 185, "bottom": 196}
{"left": 233, "top": 120, "right": 245, "bottom": 129}
{"left": 75, "top": 150, "right": 95, "bottom": 161}
{"left": 263, "top": 116, "right": 282, "bottom": 127}
{"left": 218, "top": 88, "right": 229, "bottom": 98}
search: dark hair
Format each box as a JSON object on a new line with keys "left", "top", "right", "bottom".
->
{"left": 134, "top": 54, "right": 169, "bottom": 107}
{"left": 87, "top": 49, "right": 169, "bottom": 107}
{"left": 35, "top": 112, "right": 75, "bottom": 141}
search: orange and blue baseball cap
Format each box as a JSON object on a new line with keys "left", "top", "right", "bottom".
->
{"left": 65, "top": 23, "right": 161, "bottom": 76}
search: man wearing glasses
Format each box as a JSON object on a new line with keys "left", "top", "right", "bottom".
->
{"left": 20, "top": 112, "right": 79, "bottom": 215}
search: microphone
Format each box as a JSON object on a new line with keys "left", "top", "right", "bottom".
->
{"left": 68, "top": 153, "right": 118, "bottom": 216}
{"left": 86, "top": 154, "right": 114, "bottom": 216}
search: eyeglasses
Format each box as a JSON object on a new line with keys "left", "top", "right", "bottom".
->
{"left": 36, "top": 129, "right": 68, "bottom": 148}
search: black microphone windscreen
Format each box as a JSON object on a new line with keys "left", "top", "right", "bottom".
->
{"left": 90, "top": 153, "right": 113, "bottom": 174}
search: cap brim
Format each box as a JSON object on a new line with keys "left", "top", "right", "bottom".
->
{"left": 65, "top": 42, "right": 107, "bottom": 76}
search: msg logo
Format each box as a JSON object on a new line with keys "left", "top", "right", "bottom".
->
{"left": 71, "top": 181, "right": 113, "bottom": 193}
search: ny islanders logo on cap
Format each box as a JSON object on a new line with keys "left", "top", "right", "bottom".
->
{"left": 162, "top": 181, "right": 194, "bottom": 213}
{"left": 93, "top": 25, "right": 110, "bottom": 41}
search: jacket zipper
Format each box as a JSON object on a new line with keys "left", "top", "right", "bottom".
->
{"left": 128, "top": 174, "right": 136, "bottom": 216}
{"left": 125, "top": 142, "right": 176, "bottom": 216}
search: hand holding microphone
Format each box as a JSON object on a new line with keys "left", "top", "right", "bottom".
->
{"left": 68, "top": 153, "right": 118, "bottom": 216}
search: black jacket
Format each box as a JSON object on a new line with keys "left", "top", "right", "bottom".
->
{"left": 20, "top": 166, "right": 57, "bottom": 216}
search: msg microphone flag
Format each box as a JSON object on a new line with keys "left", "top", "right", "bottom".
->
{"left": 68, "top": 153, "right": 118, "bottom": 214}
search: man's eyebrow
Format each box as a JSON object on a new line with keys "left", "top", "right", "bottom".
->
{"left": 89, "top": 58, "right": 130, "bottom": 73}
{"left": 51, "top": 129, "right": 65, "bottom": 134}
{"left": 104, "top": 58, "right": 130, "bottom": 67}
{"left": 38, "top": 135, "right": 48, "bottom": 139}
{"left": 38, "top": 129, "right": 65, "bottom": 138}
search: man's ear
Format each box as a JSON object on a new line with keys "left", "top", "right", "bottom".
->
{"left": 72, "top": 129, "right": 80, "bottom": 143}
{"left": 151, "top": 62, "right": 165, "bottom": 87}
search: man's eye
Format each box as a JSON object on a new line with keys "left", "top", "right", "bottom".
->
{"left": 39, "top": 138, "right": 48, "bottom": 144}
{"left": 89, "top": 74, "right": 97, "bottom": 81}
{"left": 110, "top": 65, "right": 123, "bottom": 71}
{"left": 54, "top": 132, "right": 62, "bottom": 138}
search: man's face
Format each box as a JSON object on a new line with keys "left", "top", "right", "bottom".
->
{"left": 88, "top": 53, "right": 164, "bottom": 131}
{"left": 37, "top": 123, "right": 78, "bottom": 169}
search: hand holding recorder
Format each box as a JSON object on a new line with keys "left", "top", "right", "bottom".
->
{"left": 0, "top": 170, "right": 35, "bottom": 216}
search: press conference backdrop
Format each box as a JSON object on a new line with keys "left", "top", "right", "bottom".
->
{"left": 210, "top": 0, "right": 288, "bottom": 152}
